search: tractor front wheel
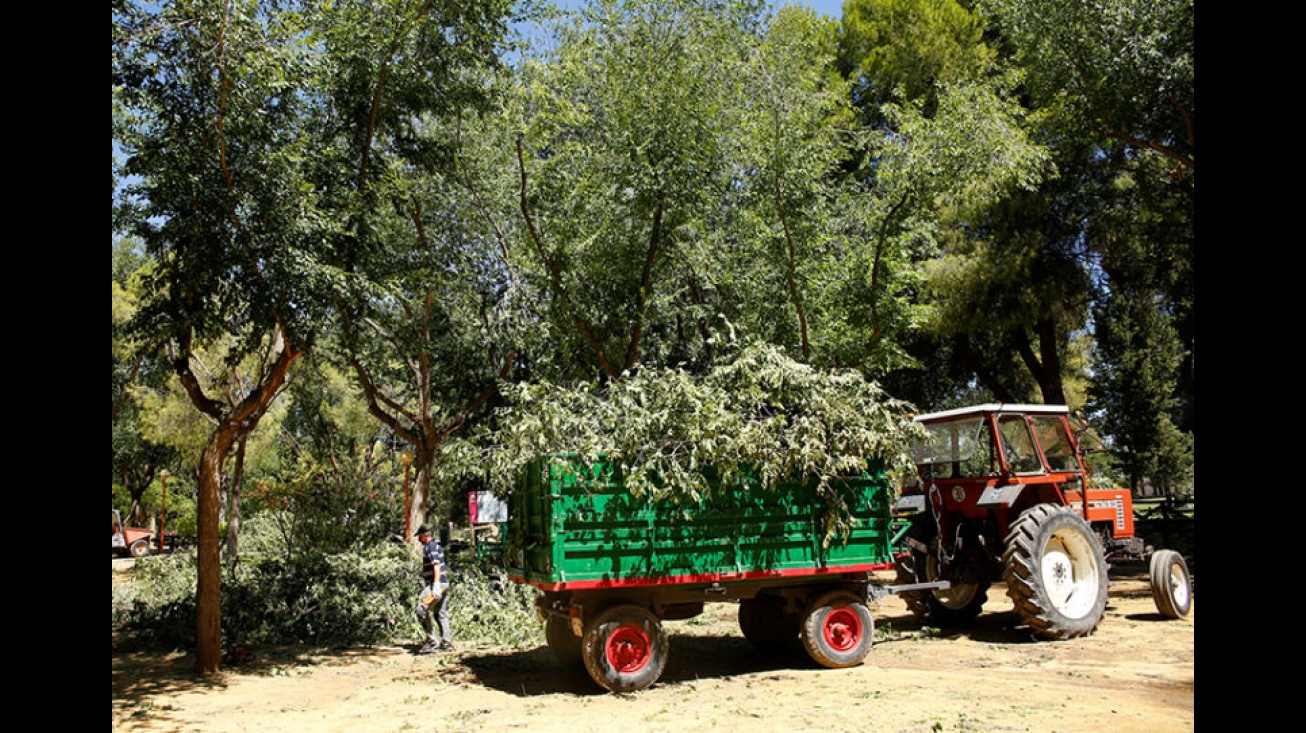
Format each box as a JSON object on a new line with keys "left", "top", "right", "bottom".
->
{"left": 1002, "top": 505, "right": 1109, "bottom": 640}
{"left": 129, "top": 539, "right": 151, "bottom": 558}
{"left": 1149, "top": 549, "right": 1192, "bottom": 619}
{"left": 582, "top": 605, "right": 668, "bottom": 693}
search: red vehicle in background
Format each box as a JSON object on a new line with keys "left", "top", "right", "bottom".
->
{"left": 893, "top": 404, "right": 1192, "bottom": 640}
{"left": 112, "top": 508, "right": 155, "bottom": 558}
{"left": 112, "top": 508, "right": 181, "bottom": 558}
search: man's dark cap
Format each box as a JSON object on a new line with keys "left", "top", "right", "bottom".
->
{"left": 417, "top": 524, "right": 432, "bottom": 536}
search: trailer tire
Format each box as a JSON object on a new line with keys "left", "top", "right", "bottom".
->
{"left": 1002, "top": 505, "right": 1108, "bottom": 640}
{"left": 800, "top": 591, "right": 874, "bottom": 669}
{"left": 738, "top": 596, "right": 801, "bottom": 651}
{"left": 1149, "top": 549, "right": 1192, "bottom": 619}
{"left": 545, "top": 615, "right": 583, "bottom": 666}
{"left": 582, "top": 605, "right": 668, "bottom": 693}
{"left": 129, "top": 539, "right": 151, "bottom": 558}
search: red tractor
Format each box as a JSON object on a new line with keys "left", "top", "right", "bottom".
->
{"left": 893, "top": 403, "right": 1191, "bottom": 640}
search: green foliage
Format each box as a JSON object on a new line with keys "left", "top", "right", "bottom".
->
{"left": 116, "top": 546, "right": 411, "bottom": 648}
{"left": 263, "top": 356, "right": 409, "bottom": 552}
{"left": 978, "top": 0, "right": 1193, "bottom": 168}
{"left": 958, "top": 0, "right": 1194, "bottom": 466}
{"left": 1090, "top": 284, "right": 1193, "bottom": 494}
{"left": 511, "top": 0, "right": 770, "bottom": 378}
{"left": 113, "top": 553, "right": 200, "bottom": 649}
{"left": 115, "top": 545, "right": 543, "bottom": 650}
{"left": 838, "top": 0, "right": 994, "bottom": 115}
{"left": 445, "top": 562, "right": 544, "bottom": 650}
{"left": 220, "top": 546, "right": 414, "bottom": 646}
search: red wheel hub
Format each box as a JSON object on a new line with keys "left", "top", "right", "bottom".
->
{"left": 822, "top": 607, "right": 862, "bottom": 652}
{"left": 606, "top": 625, "right": 651, "bottom": 673}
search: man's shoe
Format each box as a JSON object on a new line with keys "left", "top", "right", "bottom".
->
{"left": 437, "top": 641, "right": 454, "bottom": 651}
{"left": 417, "top": 642, "right": 439, "bottom": 654}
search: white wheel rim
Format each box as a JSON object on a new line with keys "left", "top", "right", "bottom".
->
{"left": 1168, "top": 565, "right": 1190, "bottom": 608}
{"left": 1040, "top": 528, "right": 1100, "bottom": 619}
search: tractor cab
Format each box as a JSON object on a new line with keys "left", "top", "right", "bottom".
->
{"left": 900, "top": 403, "right": 1143, "bottom": 562}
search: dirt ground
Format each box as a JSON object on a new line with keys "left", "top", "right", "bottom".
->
{"left": 112, "top": 561, "right": 1194, "bottom": 733}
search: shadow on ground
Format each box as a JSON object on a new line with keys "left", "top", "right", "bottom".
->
{"left": 112, "top": 636, "right": 407, "bottom": 716}
{"left": 457, "top": 608, "right": 1052, "bottom": 697}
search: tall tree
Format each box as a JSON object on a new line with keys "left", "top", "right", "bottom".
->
{"left": 339, "top": 136, "right": 520, "bottom": 541}
{"left": 511, "top": 0, "right": 767, "bottom": 379}
{"left": 113, "top": 0, "right": 515, "bottom": 674}
{"left": 323, "top": 0, "right": 520, "bottom": 543}
{"left": 976, "top": 0, "right": 1194, "bottom": 486}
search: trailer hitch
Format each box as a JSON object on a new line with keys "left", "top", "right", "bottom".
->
{"left": 868, "top": 580, "right": 952, "bottom": 603}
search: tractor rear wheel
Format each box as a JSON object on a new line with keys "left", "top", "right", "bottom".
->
{"left": 1149, "top": 549, "right": 1192, "bottom": 619}
{"left": 1002, "top": 505, "right": 1109, "bottom": 640}
{"left": 896, "top": 531, "right": 987, "bottom": 626}
{"left": 582, "top": 605, "right": 668, "bottom": 693}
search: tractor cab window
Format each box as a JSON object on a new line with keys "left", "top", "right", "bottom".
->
{"left": 915, "top": 417, "right": 995, "bottom": 479}
{"left": 1031, "top": 415, "right": 1079, "bottom": 472}
{"left": 997, "top": 415, "right": 1041, "bottom": 473}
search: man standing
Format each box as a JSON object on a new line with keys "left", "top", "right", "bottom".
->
{"left": 415, "top": 524, "right": 453, "bottom": 654}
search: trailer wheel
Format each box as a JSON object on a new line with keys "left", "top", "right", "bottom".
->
{"left": 738, "top": 596, "right": 801, "bottom": 651}
{"left": 1149, "top": 549, "right": 1192, "bottom": 619}
{"left": 896, "top": 533, "right": 986, "bottom": 626}
{"left": 129, "top": 539, "right": 151, "bottom": 558}
{"left": 1002, "top": 505, "right": 1109, "bottom": 640}
{"left": 545, "top": 615, "right": 583, "bottom": 666}
{"left": 582, "top": 605, "right": 668, "bottom": 693}
{"left": 800, "top": 591, "right": 874, "bottom": 669}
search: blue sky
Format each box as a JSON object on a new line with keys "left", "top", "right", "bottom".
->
{"left": 782, "top": 0, "right": 845, "bottom": 19}
{"left": 554, "top": 1, "right": 849, "bottom": 20}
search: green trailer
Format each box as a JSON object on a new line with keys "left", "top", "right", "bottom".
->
{"left": 506, "top": 457, "right": 942, "bottom": 692}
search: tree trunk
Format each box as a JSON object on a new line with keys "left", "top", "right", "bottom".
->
{"left": 954, "top": 334, "right": 1017, "bottom": 403}
{"left": 195, "top": 424, "right": 238, "bottom": 674}
{"left": 226, "top": 436, "right": 247, "bottom": 566}
{"left": 1033, "top": 316, "right": 1066, "bottom": 405}
{"left": 406, "top": 449, "right": 433, "bottom": 555}
{"left": 177, "top": 326, "right": 301, "bottom": 676}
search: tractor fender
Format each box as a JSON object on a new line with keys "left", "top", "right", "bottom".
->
{"left": 976, "top": 483, "right": 1025, "bottom": 508}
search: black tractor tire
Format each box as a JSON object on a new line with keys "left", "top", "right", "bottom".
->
{"left": 799, "top": 590, "right": 874, "bottom": 669}
{"left": 1002, "top": 505, "right": 1109, "bottom": 640}
{"left": 545, "top": 614, "right": 583, "bottom": 666}
{"left": 129, "top": 539, "right": 151, "bottom": 558}
{"left": 895, "top": 528, "right": 987, "bottom": 627}
{"left": 1149, "top": 549, "right": 1193, "bottom": 619}
{"left": 582, "top": 605, "right": 668, "bottom": 693}
{"left": 738, "top": 595, "right": 801, "bottom": 651}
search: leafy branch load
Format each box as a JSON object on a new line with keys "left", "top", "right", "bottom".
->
{"left": 482, "top": 343, "right": 926, "bottom": 535}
